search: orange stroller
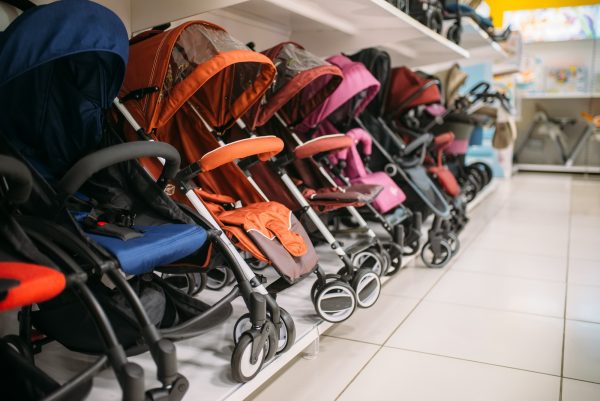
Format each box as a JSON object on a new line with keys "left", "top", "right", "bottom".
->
{"left": 112, "top": 22, "right": 363, "bottom": 379}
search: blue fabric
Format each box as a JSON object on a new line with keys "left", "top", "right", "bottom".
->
{"left": 87, "top": 224, "right": 208, "bottom": 276}
{"left": 445, "top": 4, "right": 493, "bottom": 29}
{"left": 0, "top": 0, "right": 129, "bottom": 176}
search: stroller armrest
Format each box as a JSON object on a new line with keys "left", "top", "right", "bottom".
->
{"left": 433, "top": 132, "right": 455, "bottom": 148}
{"left": 403, "top": 133, "right": 433, "bottom": 156}
{"left": 58, "top": 142, "right": 180, "bottom": 198}
{"left": 198, "top": 136, "right": 283, "bottom": 172}
{"left": 295, "top": 134, "right": 354, "bottom": 159}
{"left": 0, "top": 156, "right": 32, "bottom": 204}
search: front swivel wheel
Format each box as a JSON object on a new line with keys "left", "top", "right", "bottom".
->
{"left": 421, "top": 240, "right": 452, "bottom": 268}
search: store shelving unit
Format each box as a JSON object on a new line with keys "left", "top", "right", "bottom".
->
{"left": 514, "top": 164, "right": 600, "bottom": 174}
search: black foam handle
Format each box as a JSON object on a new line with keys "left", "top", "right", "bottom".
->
{"left": 58, "top": 142, "right": 180, "bottom": 198}
{"left": 0, "top": 155, "right": 33, "bottom": 204}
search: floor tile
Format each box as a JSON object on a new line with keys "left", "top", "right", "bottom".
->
{"left": 247, "top": 336, "right": 378, "bottom": 401}
{"left": 567, "top": 284, "right": 600, "bottom": 323}
{"left": 325, "top": 294, "right": 419, "bottom": 344}
{"left": 381, "top": 265, "right": 445, "bottom": 299}
{"left": 337, "top": 348, "right": 559, "bottom": 401}
{"left": 453, "top": 248, "right": 566, "bottom": 282}
{"left": 471, "top": 229, "right": 568, "bottom": 257}
{"left": 564, "top": 320, "right": 600, "bottom": 383}
{"left": 562, "top": 379, "right": 600, "bottom": 401}
{"left": 569, "top": 258, "right": 600, "bottom": 286}
{"left": 385, "top": 301, "right": 563, "bottom": 375}
{"left": 569, "top": 238, "right": 600, "bottom": 261}
{"left": 426, "top": 270, "right": 565, "bottom": 317}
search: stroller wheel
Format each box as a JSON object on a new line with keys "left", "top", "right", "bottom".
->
{"left": 314, "top": 281, "right": 357, "bottom": 323}
{"left": 469, "top": 162, "right": 493, "bottom": 186}
{"left": 233, "top": 313, "right": 252, "bottom": 346}
{"left": 162, "top": 272, "right": 201, "bottom": 296}
{"left": 351, "top": 249, "right": 385, "bottom": 276}
{"left": 3, "top": 335, "right": 34, "bottom": 363}
{"left": 231, "top": 331, "right": 268, "bottom": 382}
{"left": 463, "top": 181, "right": 477, "bottom": 203}
{"left": 311, "top": 274, "right": 342, "bottom": 304}
{"left": 206, "top": 266, "right": 232, "bottom": 290}
{"left": 421, "top": 240, "right": 452, "bottom": 268}
{"left": 382, "top": 241, "right": 404, "bottom": 275}
{"left": 402, "top": 232, "right": 421, "bottom": 256}
{"left": 352, "top": 269, "right": 381, "bottom": 308}
{"left": 446, "top": 232, "right": 461, "bottom": 255}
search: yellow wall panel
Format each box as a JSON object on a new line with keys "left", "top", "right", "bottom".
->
{"left": 488, "top": 0, "right": 599, "bottom": 27}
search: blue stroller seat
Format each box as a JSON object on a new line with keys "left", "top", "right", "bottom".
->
{"left": 88, "top": 224, "right": 207, "bottom": 275}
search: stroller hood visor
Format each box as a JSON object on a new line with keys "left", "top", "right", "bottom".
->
{"left": 0, "top": 0, "right": 128, "bottom": 176}
{"left": 247, "top": 42, "right": 343, "bottom": 129}
{"left": 385, "top": 67, "right": 442, "bottom": 118}
{"left": 121, "top": 21, "right": 276, "bottom": 132}
{"left": 298, "top": 54, "right": 380, "bottom": 131}
{"left": 347, "top": 47, "right": 392, "bottom": 118}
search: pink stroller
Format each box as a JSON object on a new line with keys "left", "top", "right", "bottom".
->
{"left": 297, "top": 54, "right": 424, "bottom": 271}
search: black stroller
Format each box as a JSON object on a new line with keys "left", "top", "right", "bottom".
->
{"left": 0, "top": 155, "right": 154, "bottom": 401}
{"left": 348, "top": 48, "right": 459, "bottom": 268}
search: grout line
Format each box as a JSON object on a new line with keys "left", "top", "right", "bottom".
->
{"left": 561, "top": 376, "right": 600, "bottom": 386}
{"left": 381, "top": 346, "right": 563, "bottom": 379}
{"left": 559, "top": 177, "right": 574, "bottom": 401}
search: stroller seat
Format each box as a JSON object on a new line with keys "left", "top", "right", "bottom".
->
{"left": 306, "top": 183, "right": 383, "bottom": 204}
{"left": 86, "top": 224, "right": 207, "bottom": 276}
{"left": 0, "top": 262, "right": 66, "bottom": 312}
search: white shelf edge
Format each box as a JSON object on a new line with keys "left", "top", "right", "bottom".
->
{"left": 519, "top": 92, "right": 600, "bottom": 100}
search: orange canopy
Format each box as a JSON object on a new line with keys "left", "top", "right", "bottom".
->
{"left": 120, "top": 21, "right": 276, "bottom": 132}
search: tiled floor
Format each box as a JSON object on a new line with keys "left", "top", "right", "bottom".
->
{"left": 247, "top": 174, "right": 600, "bottom": 401}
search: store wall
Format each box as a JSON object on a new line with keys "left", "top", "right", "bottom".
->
{"left": 489, "top": 0, "right": 598, "bottom": 27}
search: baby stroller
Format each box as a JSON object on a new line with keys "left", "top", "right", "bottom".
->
{"left": 444, "top": 0, "right": 512, "bottom": 44}
{"left": 304, "top": 54, "right": 425, "bottom": 273}
{"left": 112, "top": 22, "right": 327, "bottom": 379}
{"left": 0, "top": 155, "right": 152, "bottom": 401}
{"left": 234, "top": 41, "right": 384, "bottom": 313}
{"left": 0, "top": 0, "right": 252, "bottom": 392}
{"left": 385, "top": 65, "right": 469, "bottom": 235}
{"left": 348, "top": 48, "right": 458, "bottom": 268}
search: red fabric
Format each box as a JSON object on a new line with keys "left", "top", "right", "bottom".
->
{"left": 0, "top": 262, "right": 66, "bottom": 312}
{"left": 428, "top": 166, "right": 461, "bottom": 197}
{"left": 434, "top": 132, "right": 455, "bottom": 148}
{"left": 386, "top": 67, "right": 441, "bottom": 115}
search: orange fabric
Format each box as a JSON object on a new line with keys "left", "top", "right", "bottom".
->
{"left": 0, "top": 262, "right": 66, "bottom": 312}
{"left": 581, "top": 112, "right": 600, "bottom": 127}
{"left": 193, "top": 187, "right": 236, "bottom": 205}
{"left": 219, "top": 202, "right": 307, "bottom": 257}
{"left": 199, "top": 136, "right": 283, "bottom": 172}
{"left": 120, "top": 21, "right": 276, "bottom": 132}
{"left": 294, "top": 134, "right": 353, "bottom": 159}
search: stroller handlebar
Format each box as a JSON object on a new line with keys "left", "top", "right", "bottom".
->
{"left": 0, "top": 155, "right": 33, "bottom": 204}
{"left": 403, "top": 133, "right": 433, "bottom": 156}
{"left": 294, "top": 134, "right": 354, "bottom": 159}
{"left": 198, "top": 136, "right": 284, "bottom": 172}
{"left": 58, "top": 142, "right": 180, "bottom": 198}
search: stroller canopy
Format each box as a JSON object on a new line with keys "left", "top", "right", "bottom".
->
{"left": 0, "top": 0, "right": 129, "bottom": 175}
{"left": 347, "top": 48, "right": 392, "bottom": 118}
{"left": 299, "top": 54, "right": 380, "bottom": 131}
{"left": 434, "top": 64, "right": 468, "bottom": 108}
{"left": 121, "top": 21, "right": 276, "bottom": 133}
{"left": 246, "top": 42, "right": 343, "bottom": 129}
{"left": 385, "top": 67, "right": 442, "bottom": 119}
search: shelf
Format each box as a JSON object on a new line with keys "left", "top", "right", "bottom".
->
{"left": 444, "top": 18, "right": 507, "bottom": 62}
{"left": 515, "top": 164, "right": 600, "bottom": 174}
{"left": 519, "top": 92, "right": 600, "bottom": 100}
{"left": 222, "top": 0, "right": 469, "bottom": 67}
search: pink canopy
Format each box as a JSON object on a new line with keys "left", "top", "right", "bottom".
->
{"left": 297, "top": 54, "right": 380, "bottom": 132}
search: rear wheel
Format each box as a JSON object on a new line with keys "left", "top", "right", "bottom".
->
{"left": 352, "top": 249, "right": 385, "bottom": 276}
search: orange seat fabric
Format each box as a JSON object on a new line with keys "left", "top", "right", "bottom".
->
{"left": 0, "top": 262, "right": 66, "bottom": 312}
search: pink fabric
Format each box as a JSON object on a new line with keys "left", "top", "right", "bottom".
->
{"left": 315, "top": 125, "right": 406, "bottom": 214}
{"left": 425, "top": 104, "right": 446, "bottom": 117}
{"left": 445, "top": 139, "right": 469, "bottom": 155}
{"left": 298, "top": 55, "right": 380, "bottom": 132}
